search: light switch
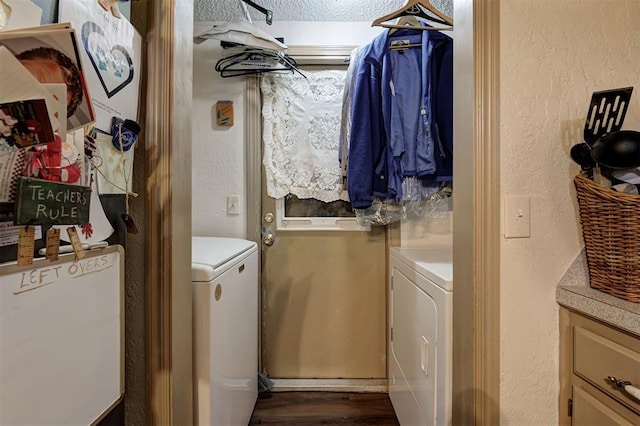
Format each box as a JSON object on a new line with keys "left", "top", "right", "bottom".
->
{"left": 504, "top": 195, "right": 530, "bottom": 238}
{"left": 227, "top": 195, "right": 240, "bottom": 215}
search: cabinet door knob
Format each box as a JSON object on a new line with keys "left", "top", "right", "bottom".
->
{"left": 607, "top": 376, "right": 640, "bottom": 402}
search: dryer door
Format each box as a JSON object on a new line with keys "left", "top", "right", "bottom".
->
{"left": 391, "top": 267, "right": 438, "bottom": 425}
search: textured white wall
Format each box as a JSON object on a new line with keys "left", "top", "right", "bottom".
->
{"left": 499, "top": 1, "right": 640, "bottom": 424}
{"left": 195, "top": 0, "right": 453, "bottom": 23}
{"left": 192, "top": 37, "right": 247, "bottom": 238}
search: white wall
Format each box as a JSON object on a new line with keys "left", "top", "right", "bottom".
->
{"left": 194, "top": 0, "right": 451, "bottom": 23}
{"left": 499, "top": 1, "right": 640, "bottom": 424}
{"left": 192, "top": 34, "right": 247, "bottom": 238}
{"left": 191, "top": 21, "right": 385, "bottom": 237}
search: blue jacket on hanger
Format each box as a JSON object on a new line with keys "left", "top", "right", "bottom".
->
{"left": 347, "top": 27, "right": 453, "bottom": 209}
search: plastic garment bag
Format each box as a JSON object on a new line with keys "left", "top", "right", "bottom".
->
{"left": 354, "top": 181, "right": 451, "bottom": 226}
{"left": 194, "top": 17, "right": 287, "bottom": 52}
{"left": 194, "top": 0, "right": 286, "bottom": 52}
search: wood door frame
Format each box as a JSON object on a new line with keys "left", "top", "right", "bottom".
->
{"left": 146, "top": 0, "right": 500, "bottom": 423}
{"left": 474, "top": 0, "right": 501, "bottom": 423}
{"left": 451, "top": 0, "right": 501, "bottom": 424}
{"left": 143, "top": 1, "right": 193, "bottom": 424}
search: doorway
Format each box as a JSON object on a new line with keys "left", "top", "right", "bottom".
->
{"left": 146, "top": 1, "right": 502, "bottom": 423}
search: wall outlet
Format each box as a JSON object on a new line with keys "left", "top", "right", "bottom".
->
{"left": 227, "top": 195, "right": 240, "bottom": 215}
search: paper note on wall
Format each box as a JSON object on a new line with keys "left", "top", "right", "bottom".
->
{"left": 93, "top": 130, "right": 133, "bottom": 195}
{"left": 60, "top": 0, "right": 142, "bottom": 132}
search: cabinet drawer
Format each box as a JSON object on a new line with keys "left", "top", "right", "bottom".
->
{"left": 573, "top": 319, "right": 640, "bottom": 414}
{"left": 573, "top": 385, "right": 638, "bottom": 425}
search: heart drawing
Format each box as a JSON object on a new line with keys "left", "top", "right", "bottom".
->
{"left": 81, "top": 21, "right": 134, "bottom": 99}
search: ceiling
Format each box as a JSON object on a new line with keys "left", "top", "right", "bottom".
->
{"left": 194, "top": 0, "right": 453, "bottom": 22}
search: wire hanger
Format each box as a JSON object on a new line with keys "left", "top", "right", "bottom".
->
{"left": 372, "top": 0, "right": 453, "bottom": 31}
{"left": 215, "top": 48, "right": 305, "bottom": 79}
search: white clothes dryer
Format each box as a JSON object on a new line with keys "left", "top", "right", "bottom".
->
{"left": 192, "top": 237, "right": 258, "bottom": 426}
{"left": 388, "top": 246, "right": 453, "bottom": 426}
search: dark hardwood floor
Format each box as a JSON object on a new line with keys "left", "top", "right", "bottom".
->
{"left": 249, "top": 392, "right": 400, "bottom": 425}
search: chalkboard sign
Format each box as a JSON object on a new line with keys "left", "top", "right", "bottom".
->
{"left": 14, "top": 178, "right": 91, "bottom": 225}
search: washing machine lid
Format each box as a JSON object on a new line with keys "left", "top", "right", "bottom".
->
{"left": 192, "top": 237, "right": 257, "bottom": 282}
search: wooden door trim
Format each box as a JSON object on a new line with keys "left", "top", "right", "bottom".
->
{"left": 245, "top": 76, "right": 263, "bottom": 371}
{"left": 452, "top": 0, "right": 502, "bottom": 423}
{"left": 246, "top": 76, "right": 262, "bottom": 245}
{"left": 270, "top": 378, "right": 388, "bottom": 392}
{"left": 473, "top": 0, "right": 501, "bottom": 422}
{"left": 453, "top": 0, "right": 500, "bottom": 423}
{"left": 144, "top": 1, "right": 193, "bottom": 424}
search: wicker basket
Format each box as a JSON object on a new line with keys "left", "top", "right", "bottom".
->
{"left": 574, "top": 173, "right": 640, "bottom": 303}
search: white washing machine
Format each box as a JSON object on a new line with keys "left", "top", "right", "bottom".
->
{"left": 388, "top": 246, "right": 453, "bottom": 426}
{"left": 192, "top": 237, "right": 259, "bottom": 426}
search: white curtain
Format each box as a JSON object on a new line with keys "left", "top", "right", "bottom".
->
{"left": 261, "top": 70, "right": 347, "bottom": 203}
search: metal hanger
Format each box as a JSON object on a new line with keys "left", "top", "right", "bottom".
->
{"left": 240, "top": 0, "right": 273, "bottom": 25}
{"left": 372, "top": 0, "right": 453, "bottom": 31}
{"left": 215, "top": 49, "right": 305, "bottom": 79}
{"left": 194, "top": 1, "right": 286, "bottom": 52}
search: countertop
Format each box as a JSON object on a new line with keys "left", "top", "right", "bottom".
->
{"left": 556, "top": 251, "right": 640, "bottom": 337}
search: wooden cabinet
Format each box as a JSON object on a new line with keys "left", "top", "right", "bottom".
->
{"left": 560, "top": 308, "right": 640, "bottom": 425}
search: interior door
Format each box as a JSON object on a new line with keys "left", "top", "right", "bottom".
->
{"left": 260, "top": 65, "right": 387, "bottom": 380}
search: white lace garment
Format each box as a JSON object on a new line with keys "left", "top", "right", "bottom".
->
{"left": 261, "top": 70, "right": 348, "bottom": 203}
